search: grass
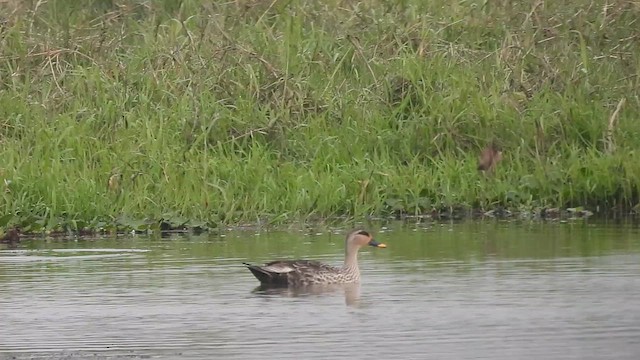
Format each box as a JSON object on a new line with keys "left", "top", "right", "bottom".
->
{"left": 0, "top": 0, "right": 639, "bottom": 234}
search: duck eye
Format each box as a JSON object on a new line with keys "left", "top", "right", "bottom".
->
{"left": 357, "top": 230, "right": 370, "bottom": 236}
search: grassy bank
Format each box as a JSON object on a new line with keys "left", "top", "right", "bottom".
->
{"left": 1, "top": 0, "right": 639, "bottom": 234}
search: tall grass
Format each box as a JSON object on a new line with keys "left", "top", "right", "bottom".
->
{"left": 1, "top": 0, "right": 639, "bottom": 233}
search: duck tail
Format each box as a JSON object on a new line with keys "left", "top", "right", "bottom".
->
{"left": 243, "top": 262, "right": 288, "bottom": 286}
{"left": 243, "top": 262, "right": 274, "bottom": 283}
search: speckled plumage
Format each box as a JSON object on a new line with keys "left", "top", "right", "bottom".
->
{"left": 243, "top": 229, "right": 385, "bottom": 287}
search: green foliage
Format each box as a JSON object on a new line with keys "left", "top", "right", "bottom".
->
{"left": 0, "top": 0, "right": 639, "bottom": 231}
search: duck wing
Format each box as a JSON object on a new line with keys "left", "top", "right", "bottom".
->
{"left": 243, "top": 260, "right": 338, "bottom": 286}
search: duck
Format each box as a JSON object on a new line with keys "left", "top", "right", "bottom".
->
{"left": 243, "top": 229, "right": 386, "bottom": 287}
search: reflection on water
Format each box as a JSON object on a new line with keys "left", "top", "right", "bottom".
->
{"left": 253, "top": 283, "right": 362, "bottom": 307}
{"left": 1, "top": 222, "right": 640, "bottom": 359}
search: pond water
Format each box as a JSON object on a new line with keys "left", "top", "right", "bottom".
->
{"left": 1, "top": 221, "right": 640, "bottom": 359}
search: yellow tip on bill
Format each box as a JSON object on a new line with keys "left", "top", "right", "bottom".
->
{"left": 377, "top": 243, "right": 387, "bottom": 248}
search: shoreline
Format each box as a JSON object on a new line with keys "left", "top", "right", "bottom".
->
{"left": 3, "top": 205, "right": 637, "bottom": 242}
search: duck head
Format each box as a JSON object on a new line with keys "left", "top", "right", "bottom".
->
{"left": 346, "top": 229, "right": 386, "bottom": 249}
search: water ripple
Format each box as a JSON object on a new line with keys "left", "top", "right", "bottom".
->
{"left": 1, "top": 231, "right": 640, "bottom": 360}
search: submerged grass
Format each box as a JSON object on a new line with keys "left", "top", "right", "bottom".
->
{"left": 1, "top": 0, "right": 639, "bottom": 234}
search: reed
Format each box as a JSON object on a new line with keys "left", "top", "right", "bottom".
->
{"left": 0, "top": 0, "right": 638, "bottom": 234}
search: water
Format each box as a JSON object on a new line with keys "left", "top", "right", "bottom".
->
{"left": 1, "top": 221, "right": 640, "bottom": 359}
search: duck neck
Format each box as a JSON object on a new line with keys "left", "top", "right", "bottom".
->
{"left": 343, "top": 244, "right": 360, "bottom": 272}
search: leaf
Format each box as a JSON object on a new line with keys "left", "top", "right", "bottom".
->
{"left": 0, "top": 213, "right": 14, "bottom": 227}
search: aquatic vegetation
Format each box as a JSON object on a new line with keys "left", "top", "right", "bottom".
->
{"left": 0, "top": 0, "right": 639, "bottom": 233}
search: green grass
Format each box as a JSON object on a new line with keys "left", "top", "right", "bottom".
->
{"left": 1, "top": 0, "right": 639, "bottom": 234}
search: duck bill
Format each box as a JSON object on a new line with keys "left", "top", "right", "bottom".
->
{"left": 368, "top": 239, "right": 387, "bottom": 248}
